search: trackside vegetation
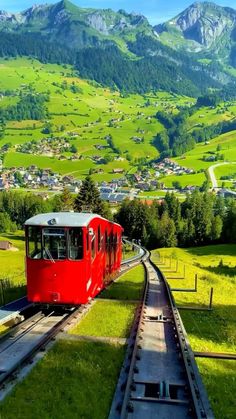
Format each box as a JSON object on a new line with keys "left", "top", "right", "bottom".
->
{"left": 151, "top": 245, "right": 236, "bottom": 418}
{"left": 0, "top": 265, "right": 145, "bottom": 417}
{"left": 70, "top": 265, "right": 145, "bottom": 337}
{"left": 115, "top": 191, "right": 236, "bottom": 249}
{"left": 0, "top": 340, "right": 126, "bottom": 419}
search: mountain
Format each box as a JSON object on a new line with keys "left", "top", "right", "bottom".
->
{"left": 0, "top": 0, "right": 154, "bottom": 49}
{"left": 0, "top": 1, "right": 234, "bottom": 95}
{"left": 155, "top": 2, "right": 236, "bottom": 66}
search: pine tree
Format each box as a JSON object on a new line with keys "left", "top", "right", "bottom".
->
{"left": 74, "top": 176, "right": 110, "bottom": 217}
{"left": 158, "top": 211, "right": 177, "bottom": 247}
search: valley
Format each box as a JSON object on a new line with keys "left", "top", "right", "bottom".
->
{"left": 0, "top": 57, "right": 236, "bottom": 197}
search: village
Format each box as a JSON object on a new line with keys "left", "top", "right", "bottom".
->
{"left": 0, "top": 157, "right": 201, "bottom": 202}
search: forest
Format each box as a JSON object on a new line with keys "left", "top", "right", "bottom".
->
{"left": 0, "top": 92, "right": 49, "bottom": 122}
{"left": 0, "top": 32, "right": 218, "bottom": 97}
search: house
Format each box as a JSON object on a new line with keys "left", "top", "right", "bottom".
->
{"left": 137, "top": 182, "right": 150, "bottom": 191}
{"left": 0, "top": 241, "right": 13, "bottom": 250}
{"left": 0, "top": 178, "right": 9, "bottom": 190}
{"left": 113, "top": 168, "right": 124, "bottom": 174}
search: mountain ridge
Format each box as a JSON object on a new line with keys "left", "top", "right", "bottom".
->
{"left": 0, "top": 1, "right": 235, "bottom": 95}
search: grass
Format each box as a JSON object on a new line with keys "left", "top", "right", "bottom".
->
{"left": 70, "top": 300, "right": 137, "bottom": 338}
{"left": 173, "top": 130, "right": 236, "bottom": 179}
{"left": 161, "top": 172, "right": 206, "bottom": 188}
{"left": 70, "top": 264, "right": 145, "bottom": 336}
{"left": 101, "top": 265, "right": 145, "bottom": 300}
{"left": 197, "top": 359, "right": 236, "bottom": 419}
{"left": 0, "top": 232, "right": 25, "bottom": 285}
{"left": 0, "top": 340, "right": 126, "bottom": 419}
{"left": 151, "top": 244, "right": 236, "bottom": 418}
{"left": 214, "top": 163, "right": 236, "bottom": 182}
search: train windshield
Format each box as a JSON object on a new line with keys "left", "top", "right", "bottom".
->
{"left": 43, "top": 228, "right": 66, "bottom": 261}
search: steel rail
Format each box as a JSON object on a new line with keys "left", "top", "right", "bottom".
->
{"left": 0, "top": 305, "right": 90, "bottom": 390}
{"left": 110, "top": 256, "right": 214, "bottom": 419}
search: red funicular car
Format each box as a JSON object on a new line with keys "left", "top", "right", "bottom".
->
{"left": 25, "top": 212, "right": 123, "bottom": 305}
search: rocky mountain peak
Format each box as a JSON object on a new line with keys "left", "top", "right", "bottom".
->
{"left": 156, "top": 1, "right": 236, "bottom": 48}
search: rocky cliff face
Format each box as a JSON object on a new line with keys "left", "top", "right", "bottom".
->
{"left": 174, "top": 2, "right": 236, "bottom": 47}
{"left": 155, "top": 2, "right": 236, "bottom": 51}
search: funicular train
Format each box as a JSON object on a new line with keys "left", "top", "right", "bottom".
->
{"left": 25, "top": 212, "right": 123, "bottom": 305}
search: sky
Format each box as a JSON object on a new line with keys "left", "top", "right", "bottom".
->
{"left": 1, "top": 0, "right": 236, "bottom": 24}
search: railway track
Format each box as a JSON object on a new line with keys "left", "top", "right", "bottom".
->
{"left": 109, "top": 257, "right": 214, "bottom": 419}
{"left": 0, "top": 245, "right": 145, "bottom": 397}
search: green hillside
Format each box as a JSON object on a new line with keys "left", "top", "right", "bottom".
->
{"left": 0, "top": 57, "right": 193, "bottom": 181}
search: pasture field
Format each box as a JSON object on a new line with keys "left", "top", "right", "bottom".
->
{"left": 151, "top": 244, "right": 236, "bottom": 418}
{"left": 160, "top": 172, "right": 206, "bottom": 188}
{"left": 188, "top": 104, "right": 234, "bottom": 128}
{"left": 214, "top": 163, "right": 236, "bottom": 182}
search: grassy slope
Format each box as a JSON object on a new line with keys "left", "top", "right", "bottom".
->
{"left": 173, "top": 130, "right": 236, "bottom": 169}
{"left": 151, "top": 244, "right": 236, "bottom": 418}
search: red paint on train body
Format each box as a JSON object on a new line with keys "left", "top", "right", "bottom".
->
{"left": 25, "top": 213, "right": 123, "bottom": 305}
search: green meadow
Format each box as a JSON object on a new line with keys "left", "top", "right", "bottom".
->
{"left": 170, "top": 129, "right": 236, "bottom": 187}
{"left": 1, "top": 58, "right": 236, "bottom": 187}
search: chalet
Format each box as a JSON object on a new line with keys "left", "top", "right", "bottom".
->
{"left": 0, "top": 241, "right": 13, "bottom": 250}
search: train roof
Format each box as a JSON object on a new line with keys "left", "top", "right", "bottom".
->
{"left": 25, "top": 212, "right": 120, "bottom": 228}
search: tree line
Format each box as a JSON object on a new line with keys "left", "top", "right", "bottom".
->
{"left": 115, "top": 191, "right": 236, "bottom": 248}
{"left": 0, "top": 177, "right": 111, "bottom": 232}
{"left": 1, "top": 178, "right": 236, "bottom": 250}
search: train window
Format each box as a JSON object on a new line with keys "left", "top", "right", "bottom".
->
{"left": 91, "top": 235, "right": 96, "bottom": 259}
{"left": 27, "top": 226, "right": 42, "bottom": 259}
{"left": 97, "top": 226, "right": 101, "bottom": 251}
{"left": 86, "top": 232, "right": 89, "bottom": 252}
{"left": 43, "top": 228, "right": 66, "bottom": 261}
{"left": 68, "top": 228, "right": 83, "bottom": 260}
